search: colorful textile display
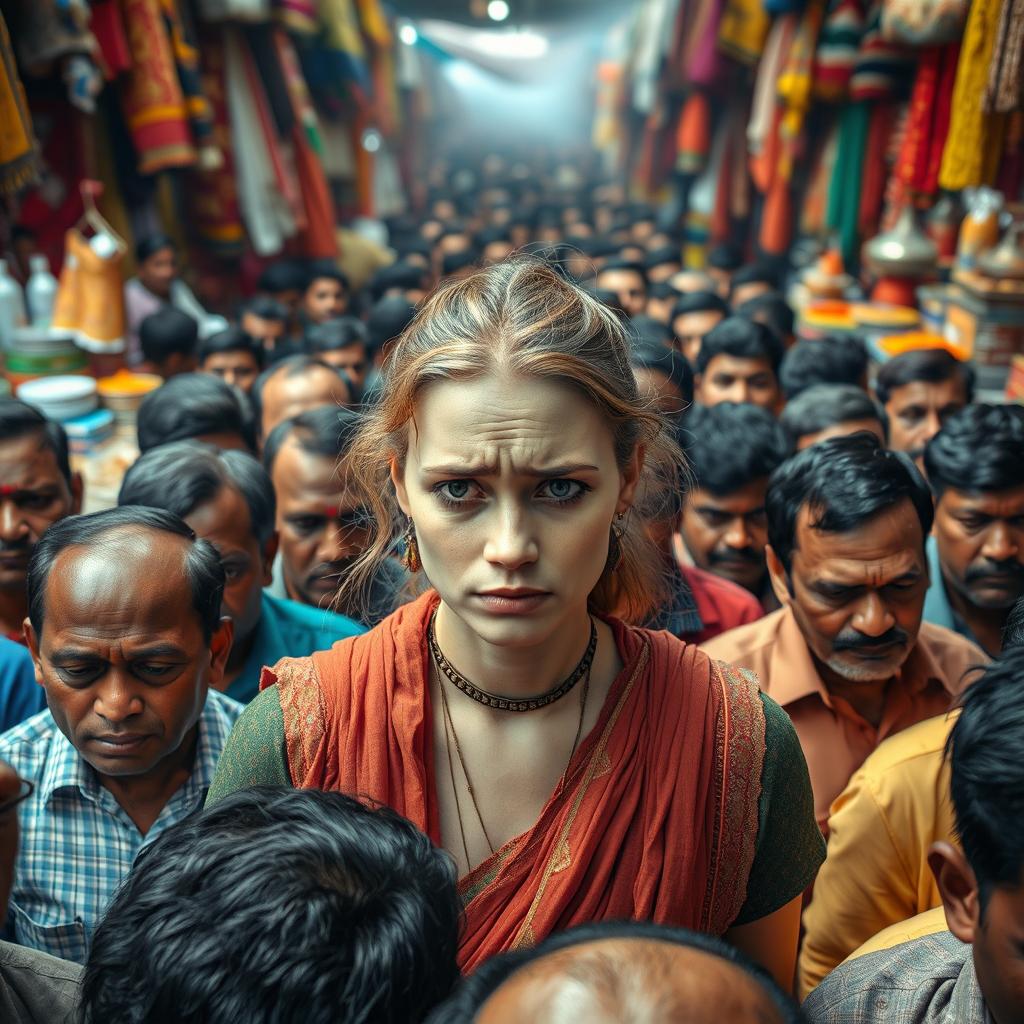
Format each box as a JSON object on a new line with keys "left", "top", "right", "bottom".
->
{"left": 986, "top": 0, "right": 1024, "bottom": 114}
{"left": 0, "top": 12, "right": 41, "bottom": 195}
{"left": 718, "top": 0, "right": 771, "bottom": 65}
{"left": 939, "top": 0, "right": 1006, "bottom": 190}
{"left": 812, "top": 0, "right": 865, "bottom": 101}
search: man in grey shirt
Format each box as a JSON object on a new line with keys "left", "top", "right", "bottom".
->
{"left": 0, "top": 757, "right": 80, "bottom": 1023}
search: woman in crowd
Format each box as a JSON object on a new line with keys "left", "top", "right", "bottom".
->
{"left": 207, "top": 258, "right": 824, "bottom": 987}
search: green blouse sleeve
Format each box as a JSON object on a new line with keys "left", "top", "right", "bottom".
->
{"left": 206, "top": 684, "right": 291, "bottom": 806}
{"left": 731, "top": 692, "right": 826, "bottom": 927}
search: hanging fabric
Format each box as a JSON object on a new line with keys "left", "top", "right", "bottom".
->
{"left": 986, "top": 0, "right": 1024, "bottom": 113}
{"left": 718, "top": 0, "right": 771, "bottom": 64}
{"left": 0, "top": 12, "right": 41, "bottom": 195}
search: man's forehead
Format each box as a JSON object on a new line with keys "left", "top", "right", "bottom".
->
{"left": 707, "top": 354, "right": 772, "bottom": 377}
{"left": 276, "top": 439, "right": 341, "bottom": 492}
{"left": 941, "top": 486, "right": 1024, "bottom": 514}
{"left": 794, "top": 503, "right": 925, "bottom": 575}
{"left": 0, "top": 435, "right": 63, "bottom": 480}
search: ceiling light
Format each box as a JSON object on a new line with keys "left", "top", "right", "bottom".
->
{"left": 487, "top": 1, "right": 510, "bottom": 22}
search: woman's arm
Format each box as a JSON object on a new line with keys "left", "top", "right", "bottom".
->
{"left": 724, "top": 894, "right": 803, "bottom": 993}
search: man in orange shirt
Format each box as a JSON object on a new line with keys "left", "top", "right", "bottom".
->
{"left": 703, "top": 435, "right": 985, "bottom": 828}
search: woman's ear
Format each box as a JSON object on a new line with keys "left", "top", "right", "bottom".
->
{"left": 929, "top": 842, "right": 981, "bottom": 944}
{"left": 390, "top": 457, "right": 410, "bottom": 517}
{"left": 618, "top": 444, "right": 646, "bottom": 513}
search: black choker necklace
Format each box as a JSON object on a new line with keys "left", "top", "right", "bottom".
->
{"left": 427, "top": 614, "right": 597, "bottom": 713}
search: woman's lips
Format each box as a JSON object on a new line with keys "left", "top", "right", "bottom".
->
{"left": 475, "top": 591, "right": 551, "bottom": 615}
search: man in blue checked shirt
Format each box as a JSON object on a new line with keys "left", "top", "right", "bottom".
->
{"left": 0, "top": 506, "right": 241, "bottom": 964}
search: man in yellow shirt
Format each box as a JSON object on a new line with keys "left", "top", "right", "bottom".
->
{"left": 800, "top": 598, "right": 1023, "bottom": 998}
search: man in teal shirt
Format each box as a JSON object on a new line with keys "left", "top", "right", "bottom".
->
{"left": 118, "top": 441, "right": 364, "bottom": 702}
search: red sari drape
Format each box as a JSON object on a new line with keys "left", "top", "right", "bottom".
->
{"left": 263, "top": 591, "right": 766, "bottom": 972}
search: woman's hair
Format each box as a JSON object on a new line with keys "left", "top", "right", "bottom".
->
{"left": 340, "top": 258, "right": 685, "bottom": 624}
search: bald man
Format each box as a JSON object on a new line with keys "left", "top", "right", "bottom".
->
{"left": 427, "top": 922, "right": 803, "bottom": 1024}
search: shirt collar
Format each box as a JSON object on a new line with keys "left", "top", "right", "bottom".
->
{"left": 948, "top": 946, "right": 990, "bottom": 1022}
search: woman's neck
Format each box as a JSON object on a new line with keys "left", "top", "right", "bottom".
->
{"left": 433, "top": 601, "right": 594, "bottom": 701}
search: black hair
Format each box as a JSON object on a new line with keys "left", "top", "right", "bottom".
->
{"left": 475, "top": 226, "right": 512, "bottom": 248}
{"left": 708, "top": 242, "right": 744, "bottom": 271}
{"left": 685, "top": 402, "right": 789, "bottom": 497}
{"left": 27, "top": 506, "right": 224, "bottom": 642}
{"left": 581, "top": 236, "right": 620, "bottom": 260}
{"left": 257, "top": 261, "right": 307, "bottom": 296}
{"left": 263, "top": 405, "right": 363, "bottom": 477}
{"left": 875, "top": 347, "right": 975, "bottom": 406}
{"left": 197, "top": 327, "right": 265, "bottom": 369}
{"left": 766, "top": 433, "right": 934, "bottom": 574}
{"left": 304, "top": 260, "right": 350, "bottom": 294}
{"left": 136, "top": 374, "right": 256, "bottom": 454}
{"left": 1004, "top": 596, "right": 1024, "bottom": 651}
{"left": 778, "top": 335, "right": 869, "bottom": 400}
{"left": 648, "top": 280, "right": 680, "bottom": 302}
{"left": 628, "top": 315, "right": 672, "bottom": 347}
{"left": 779, "top": 384, "right": 885, "bottom": 448}
{"left": 306, "top": 317, "right": 369, "bottom": 354}
{"left": 671, "top": 290, "right": 730, "bottom": 321}
{"left": 645, "top": 245, "right": 681, "bottom": 271}
{"left": 241, "top": 295, "right": 289, "bottom": 323}
{"left": 695, "top": 316, "right": 784, "bottom": 375}
{"left": 630, "top": 338, "right": 695, "bottom": 409}
{"left": 250, "top": 355, "right": 347, "bottom": 434}
{"left": 396, "top": 237, "right": 432, "bottom": 260}
{"left": 139, "top": 308, "right": 199, "bottom": 367}
{"left": 736, "top": 292, "right": 796, "bottom": 345}
{"left": 368, "top": 262, "right": 428, "bottom": 302}
{"left": 924, "top": 403, "right": 1024, "bottom": 500}
{"left": 441, "top": 249, "right": 478, "bottom": 276}
{"left": 598, "top": 258, "right": 649, "bottom": 285}
{"left": 80, "top": 787, "right": 461, "bottom": 1024}
{"left": 425, "top": 920, "right": 804, "bottom": 1024}
{"left": 729, "top": 260, "right": 783, "bottom": 295}
{"left": 947, "top": 645, "right": 1024, "bottom": 913}
{"left": 0, "top": 398, "right": 72, "bottom": 484}
{"left": 366, "top": 296, "right": 417, "bottom": 361}
{"left": 119, "top": 441, "right": 276, "bottom": 547}
{"left": 135, "top": 234, "right": 174, "bottom": 265}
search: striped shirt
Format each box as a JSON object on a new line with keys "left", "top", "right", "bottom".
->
{"left": 0, "top": 691, "right": 242, "bottom": 964}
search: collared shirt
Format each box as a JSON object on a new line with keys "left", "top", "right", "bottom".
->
{"left": 0, "top": 691, "right": 242, "bottom": 964}
{"left": 922, "top": 535, "right": 986, "bottom": 651}
{"left": 0, "top": 637, "right": 44, "bottom": 736}
{"left": 702, "top": 607, "right": 985, "bottom": 826}
{"left": 803, "top": 912, "right": 990, "bottom": 1024}
{"left": 0, "top": 941, "right": 81, "bottom": 1024}
{"left": 647, "top": 561, "right": 765, "bottom": 644}
{"left": 799, "top": 713, "right": 957, "bottom": 998}
{"left": 229, "top": 591, "right": 365, "bottom": 704}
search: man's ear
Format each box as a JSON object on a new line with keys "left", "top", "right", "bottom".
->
{"left": 390, "top": 457, "right": 410, "bottom": 517}
{"left": 261, "top": 532, "right": 280, "bottom": 586}
{"left": 69, "top": 472, "right": 84, "bottom": 516}
{"left": 929, "top": 842, "right": 980, "bottom": 945}
{"left": 207, "top": 617, "right": 234, "bottom": 688}
{"left": 765, "top": 544, "right": 792, "bottom": 608}
{"left": 23, "top": 619, "right": 45, "bottom": 688}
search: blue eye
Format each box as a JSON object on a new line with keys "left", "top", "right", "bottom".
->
{"left": 446, "top": 481, "right": 470, "bottom": 499}
{"left": 539, "top": 480, "right": 589, "bottom": 504}
{"left": 433, "top": 480, "right": 479, "bottom": 507}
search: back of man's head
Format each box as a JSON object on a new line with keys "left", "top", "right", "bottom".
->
{"left": 367, "top": 296, "right": 417, "bottom": 364}
{"left": 139, "top": 307, "right": 199, "bottom": 374}
{"left": 875, "top": 347, "right": 975, "bottom": 406}
{"left": 778, "top": 335, "right": 867, "bottom": 400}
{"left": 80, "top": 788, "right": 461, "bottom": 1024}
{"left": 136, "top": 374, "right": 256, "bottom": 454}
{"left": 263, "top": 405, "right": 362, "bottom": 477}
{"left": 428, "top": 921, "right": 804, "bottom": 1024}
{"left": 696, "top": 317, "right": 784, "bottom": 376}
{"left": 779, "top": 384, "right": 885, "bottom": 449}
{"left": 0, "top": 398, "right": 71, "bottom": 483}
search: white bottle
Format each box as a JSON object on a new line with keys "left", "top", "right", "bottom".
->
{"left": 26, "top": 254, "right": 58, "bottom": 328}
{"left": 0, "top": 259, "right": 27, "bottom": 349}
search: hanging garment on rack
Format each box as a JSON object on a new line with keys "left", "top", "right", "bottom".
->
{"left": 0, "top": 12, "right": 41, "bottom": 195}
{"left": 986, "top": 0, "right": 1024, "bottom": 113}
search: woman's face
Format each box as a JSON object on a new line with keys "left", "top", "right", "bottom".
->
{"left": 393, "top": 374, "right": 641, "bottom": 650}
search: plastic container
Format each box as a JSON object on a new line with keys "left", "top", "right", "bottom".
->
{"left": 17, "top": 375, "right": 99, "bottom": 422}
{"left": 97, "top": 370, "right": 163, "bottom": 425}
{"left": 0, "top": 259, "right": 27, "bottom": 349}
{"left": 25, "top": 255, "right": 58, "bottom": 328}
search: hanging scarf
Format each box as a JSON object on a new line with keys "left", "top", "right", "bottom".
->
{"left": 0, "top": 12, "right": 41, "bottom": 195}
{"left": 939, "top": 0, "right": 1006, "bottom": 190}
{"left": 986, "top": 0, "right": 1024, "bottom": 113}
{"left": 718, "top": 0, "right": 771, "bottom": 64}
{"left": 826, "top": 101, "right": 870, "bottom": 267}
{"left": 266, "top": 591, "right": 766, "bottom": 973}
{"left": 848, "top": 1, "right": 914, "bottom": 101}
{"left": 812, "top": 0, "right": 865, "bottom": 101}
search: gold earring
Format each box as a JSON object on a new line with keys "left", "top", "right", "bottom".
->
{"left": 402, "top": 518, "right": 421, "bottom": 573}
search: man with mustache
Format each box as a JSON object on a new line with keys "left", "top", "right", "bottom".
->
{"left": 263, "top": 406, "right": 407, "bottom": 625}
{"left": 0, "top": 401, "right": 82, "bottom": 644}
{"left": 703, "top": 435, "right": 985, "bottom": 828}
{"left": 875, "top": 348, "right": 974, "bottom": 468}
{"left": 678, "top": 402, "right": 790, "bottom": 612}
{"left": 118, "top": 443, "right": 363, "bottom": 704}
{"left": 923, "top": 404, "right": 1024, "bottom": 656}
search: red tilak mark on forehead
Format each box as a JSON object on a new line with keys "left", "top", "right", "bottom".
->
{"left": 323, "top": 506, "right": 341, "bottom": 519}
{"left": 0, "top": 485, "right": 18, "bottom": 497}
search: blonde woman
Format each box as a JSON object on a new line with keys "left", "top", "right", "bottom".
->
{"left": 207, "top": 260, "right": 823, "bottom": 987}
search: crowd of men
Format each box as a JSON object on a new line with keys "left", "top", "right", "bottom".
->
{"left": 0, "top": 154, "right": 1022, "bottom": 1023}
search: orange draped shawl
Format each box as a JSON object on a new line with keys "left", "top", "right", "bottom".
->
{"left": 262, "top": 591, "right": 766, "bottom": 972}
